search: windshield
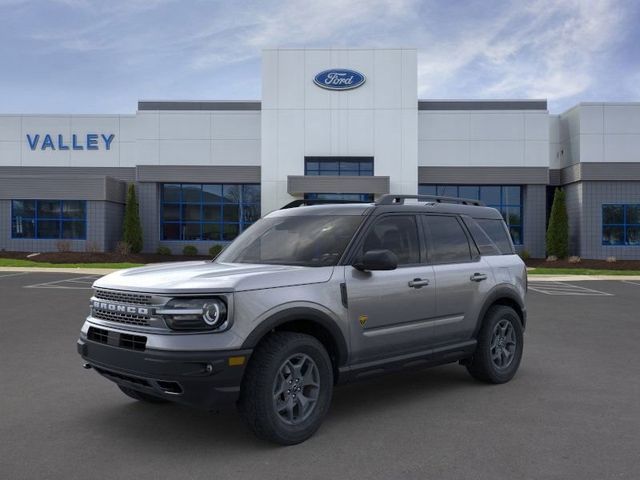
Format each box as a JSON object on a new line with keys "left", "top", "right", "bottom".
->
{"left": 216, "top": 215, "right": 363, "bottom": 267}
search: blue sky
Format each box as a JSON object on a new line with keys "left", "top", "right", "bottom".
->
{"left": 1, "top": 0, "right": 638, "bottom": 114}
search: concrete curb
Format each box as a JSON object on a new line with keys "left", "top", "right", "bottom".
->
{"left": 528, "top": 275, "right": 640, "bottom": 281}
{"left": 0, "top": 267, "right": 117, "bottom": 275}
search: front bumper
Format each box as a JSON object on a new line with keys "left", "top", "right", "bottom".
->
{"left": 77, "top": 336, "right": 252, "bottom": 410}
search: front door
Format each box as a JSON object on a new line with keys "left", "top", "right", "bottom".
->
{"left": 345, "top": 215, "right": 437, "bottom": 363}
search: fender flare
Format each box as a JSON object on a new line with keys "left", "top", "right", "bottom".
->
{"left": 241, "top": 307, "right": 349, "bottom": 366}
{"left": 474, "top": 284, "right": 526, "bottom": 336}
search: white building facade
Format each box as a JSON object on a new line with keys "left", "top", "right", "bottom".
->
{"left": 1, "top": 48, "right": 639, "bottom": 259}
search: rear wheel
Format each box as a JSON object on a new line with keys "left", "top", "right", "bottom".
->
{"left": 239, "top": 332, "right": 333, "bottom": 445}
{"left": 118, "top": 385, "right": 169, "bottom": 403}
{"left": 466, "top": 305, "right": 523, "bottom": 384}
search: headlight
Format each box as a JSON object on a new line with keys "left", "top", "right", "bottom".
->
{"left": 158, "top": 298, "right": 228, "bottom": 331}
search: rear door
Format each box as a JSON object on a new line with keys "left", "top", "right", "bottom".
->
{"left": 422, "top": 214, "right": 493, "bottom": 345}
{"left": 345, "top": 214, "right": 437, "bottom": 363}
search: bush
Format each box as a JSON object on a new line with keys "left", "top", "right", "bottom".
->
{"left": 123, "top": 184, "right": 143, "bottom": 254}
{"left": 546, "top": 187, "right": 568, "bottom": 259}
{"left": 183, "top": 245, "right": 198, "bottom": 256}
{"left": 115, "top": 241, "right": 131, "bottom": 256}
{"left": 519, "top": 250, "right": 531, "bottom": 261}
{"left": 85, "top": 241, "right": 100, "bottom": 253}
{"left": 209, "top": 244, "right": 224, "bottom": 258}
{"left": 156, "top": 246, "right": 172, "bottom": 255}
{"left": 55, "top": 240, "right": 72, "bottom": 252}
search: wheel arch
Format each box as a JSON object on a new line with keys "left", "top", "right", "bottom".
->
{"left": 241, "top": 307, "right": 349, "bottom": 376}
{"left": 474, "top": 285, "right": 526, "bottom": 336}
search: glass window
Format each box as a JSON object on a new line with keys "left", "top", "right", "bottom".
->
{"left": 463, "top": 218, "right": 501, "bottom": 256}
{"left": 476, "top": 218, "right": 515, "bottom": 254}
{"left": 304, "top": 157, "right": 374, "bottom": 202}
{"left": 602, "top": 204, "right": 640, "bottom": 246}
{"left": 160, "top": 183, "right": 260, "bottom": 242}
{"left": 423, "top": 215, "right": 472, "bottom": 264}
{"left": 304, "top": 193, "right": 374, "bottom": 202}
{"left": 418, "top": 184, "right": 523, "bottom": 245}
{"left": 217, "top": 215, "right": 363, "bottom": 267}
{"left": 360, "top": 216, "right": 420, "bottom": 265}
{"left": 11, "top": 200, "right": 86, "bottom": 239}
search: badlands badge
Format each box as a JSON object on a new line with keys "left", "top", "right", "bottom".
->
{"left": 358, "top": 314, "right": 368, "bottom": 327}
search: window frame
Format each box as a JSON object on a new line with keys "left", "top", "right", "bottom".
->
{"left": 421, "top": 214, "right": 480, "bottom": 265}
{"left": 11, "top": 199, "right": 87, "bottom": 240}
{"left": 160, "top": 183, "right": 260, "bottom": 242}
{"left": 418, "top": 184, "right": 523, "bottom": 245}
{"left": 602, "top": 204, "right": 640, "bottom": 246}
{"left": 348, "top": 213, "right": 426, "bottom": 268}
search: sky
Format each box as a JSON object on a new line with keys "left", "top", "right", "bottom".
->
{"left": 0, "top": 0, "right": 638, "bottom": 114}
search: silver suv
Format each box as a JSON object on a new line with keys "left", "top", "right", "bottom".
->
{"left": 77, "top": 194, "right": 527, "bottom": 445}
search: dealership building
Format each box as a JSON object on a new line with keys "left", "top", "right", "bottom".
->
{"left": 1, "top": 48, "right": 639, "bottom": 259}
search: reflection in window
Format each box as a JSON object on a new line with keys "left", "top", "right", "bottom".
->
{"left": 160, "top": 184, "right": 260, "bottom": 242}
{"left": 304, "top": 157, "right": 374, "bottom": 203}
{"left": 602, "top": 204, "right": 640, "bottom": 246}
{"left": 419, "top": 184, "right": 523, "bottom": 245}
{"left": 11, "top": 200, "right": 87, "bottom": 239}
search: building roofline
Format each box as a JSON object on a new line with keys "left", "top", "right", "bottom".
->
{"left": 418, "top": 99, "right": 548, "bottom": 111}
{"left": 138, "top": 100, "right": 261, "bottom": 111}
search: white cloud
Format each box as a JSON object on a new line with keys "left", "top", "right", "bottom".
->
{"left": 417, "top": 0, "right": 626, "bottom": 108}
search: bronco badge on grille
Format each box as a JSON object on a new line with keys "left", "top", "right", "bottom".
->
{"left": 92, "top": 300, "right": 150, "bottom": 316}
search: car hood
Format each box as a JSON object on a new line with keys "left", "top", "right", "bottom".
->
{"left": 93, "top": 261, "right": 334, "bottom": 294}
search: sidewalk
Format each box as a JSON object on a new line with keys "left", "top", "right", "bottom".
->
{"left": 2, "top": 266, "right": 640, "bottom": 281}
{"left": 528, "top": 274, "right": 640, "bottom": 282}
{"left": 0, "top": 266, "right": 118, "bottom": 275}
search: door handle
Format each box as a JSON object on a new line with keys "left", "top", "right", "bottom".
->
{"left": 408, "top": 278, "right": 430, "bottom": 288}
{"left": 470, "top": 273, "right": 488, "bottom": 282}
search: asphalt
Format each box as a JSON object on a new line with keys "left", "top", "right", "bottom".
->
{"left": 1, "top": 272, "right": 639, "bottom": 480}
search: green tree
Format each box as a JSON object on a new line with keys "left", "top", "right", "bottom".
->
{"left": 122, "top": 184, "right": 143, "bottom": 254}
{"left": 546, "top": 187, "right": 568, "bottom": 258}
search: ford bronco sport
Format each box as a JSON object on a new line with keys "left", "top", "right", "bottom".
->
{"left": 77, "top": 194, "right": 527, "bottom": 445}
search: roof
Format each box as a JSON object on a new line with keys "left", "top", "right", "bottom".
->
{"left": 269, "top": 200, "right": 503, "bottom": 220}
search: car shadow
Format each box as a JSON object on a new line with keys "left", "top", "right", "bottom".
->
{"left": 75, "top": 363, "right": 486, "bottom": 450}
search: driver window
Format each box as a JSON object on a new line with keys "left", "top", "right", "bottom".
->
{"left": 361, "top": 216, "right": 420, "bottom": 265}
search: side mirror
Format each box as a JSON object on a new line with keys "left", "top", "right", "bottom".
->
{"left": 353, "top": 249, "right": 398, "bottom": 271}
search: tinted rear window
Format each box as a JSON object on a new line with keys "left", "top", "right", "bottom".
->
{"left": 475, "top": 218, "right": 515, "bottom": 254}
{"left": 423, "top": 215, "right": 472, "bottom": 264}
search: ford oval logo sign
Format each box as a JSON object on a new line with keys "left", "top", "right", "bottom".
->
{"left": 314, "top": 69, "right": 366, "bottom": 90}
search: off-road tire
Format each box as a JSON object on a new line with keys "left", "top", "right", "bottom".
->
{"left": 118, "top": 385, "right": 169, "bottom": 403}
{"left": 466, "top": 305, "right": 524, "bottom": 384}
{"left": 238, "top": 332, "right": 333, "bottom": 445}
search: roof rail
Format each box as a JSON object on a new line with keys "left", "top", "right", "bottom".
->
{"left": 376, "top": 194, "right": 485, "bottom": 206}
{"left": 280, "top": 199, "right": 369, "bottom": 209}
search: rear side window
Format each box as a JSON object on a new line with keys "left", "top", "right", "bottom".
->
{"left": 475, "top": 218, "right": 515, "bottom": 254}
{"left": 423, "top": 215, "right": 472, "bottom": 264}
{"left": 463, "top": 218, "right": 502, "bottom": 256}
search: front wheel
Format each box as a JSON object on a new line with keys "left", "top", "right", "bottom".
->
{"left": 238, "top": 332, "right": 333, "bottom": 445}
{"left": 466, "top": 305, "right": 524, "bottom": 384}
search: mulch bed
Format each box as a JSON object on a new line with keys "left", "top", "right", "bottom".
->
{"left": 0, "top": 251, "right": 210, "bottom": 264}
{"left": 525, "top": 258, "right": 640, "bottom": 270}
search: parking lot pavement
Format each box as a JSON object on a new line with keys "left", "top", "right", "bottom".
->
{"left": 1, "top": 272, "right": 639, "bottom": 480}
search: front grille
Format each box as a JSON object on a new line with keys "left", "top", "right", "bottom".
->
{"left": 87, "top": 327, "right": 109, "bottom": 344}
{"left": 86, "top": 326, "right": 147, "bottom": 352}
{"left": 119, "top": 333, "right": 147, "bottom": 351}
{"left": 92, "top": 309, "right": 151, "bottom": 326}
{"left": 94, "top": 289, "right": 152, "bottom": 305}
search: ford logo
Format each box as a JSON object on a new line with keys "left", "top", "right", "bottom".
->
{"left": 314, "top": 69, "right": 366, "bottom": 90}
